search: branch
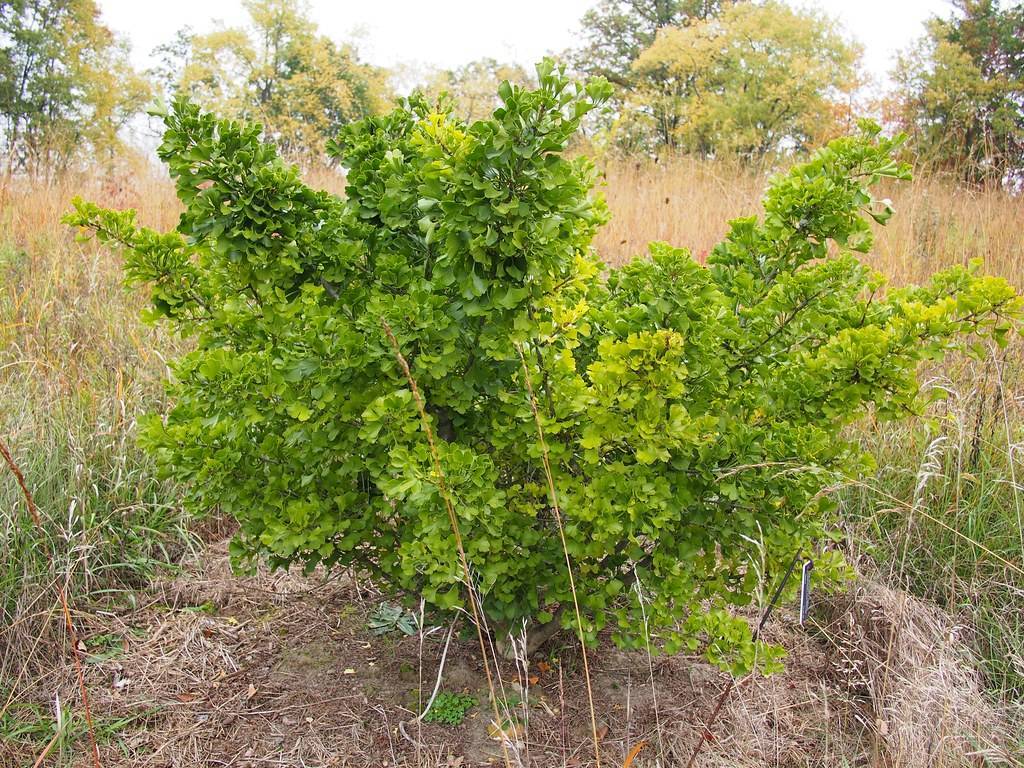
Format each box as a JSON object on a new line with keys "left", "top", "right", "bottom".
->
{"left": 728, "top": 288, "right": 827, "bottom": 373}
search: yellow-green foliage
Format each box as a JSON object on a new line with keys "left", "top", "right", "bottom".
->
{"left": 170, "top": 0, "right": 388, "bottom": 159}
{"left": 420, "top": 58, "right": 536, "bottom": 124}
{"left": 0, "top": 0, "right": 149, "bottom": 172}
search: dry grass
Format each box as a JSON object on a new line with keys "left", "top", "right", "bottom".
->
{"left": 843, "top": 354, "right": 1024, "bottom": 709}
{"left": 0, "top": 168, "right": 191, "bottom": 740}
{"left": 821, "top": 581, "right": 1015, "bottom": 767}
{"left": 594, "top": 156, "right": 767, "bottom": 266}
{"left": 594, "top": 156, "right": 1024, "bottom": 288}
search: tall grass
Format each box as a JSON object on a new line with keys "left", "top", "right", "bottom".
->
{"left": 0, "top": 172, "right": 196, "bottom": 711}
{"left": 843, "top": 354, "right": 1024, "bottom": 705}
{"left": 594, "top": 156, "right": 767, "bottom": 265}
{"left": 595, "top": 155, "right": 1024, "bottom": 285}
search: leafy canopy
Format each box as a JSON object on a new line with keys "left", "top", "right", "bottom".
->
{"left": 66, "top": 60, "right": 1021, "bottom": 674}
{"left": 571, "top": 0, "right": 729, "bottom": 88}
{"left": 420, "top": 58, "right": 536, "bottom": 124}
{"left": 890, "top": 0, "right": 1023, "bottom": 182}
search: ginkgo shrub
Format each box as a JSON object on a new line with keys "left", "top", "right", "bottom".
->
{"left": 67, "top": 60, "right": 1021, "bottom": 674}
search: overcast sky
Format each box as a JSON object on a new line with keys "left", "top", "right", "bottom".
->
{"left": 98, "top": 0, "right": 954, "bottom": 90}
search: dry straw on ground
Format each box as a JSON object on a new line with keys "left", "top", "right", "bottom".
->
{"left": 822, "top": 581, "right": 1015, "bottom": 767}
{"left": 3, "top": 538, "right": 1017, "bottom": 767}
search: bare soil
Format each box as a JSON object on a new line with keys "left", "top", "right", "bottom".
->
{"left": 7, "top": 539, "right": 1018, "bottom": 767}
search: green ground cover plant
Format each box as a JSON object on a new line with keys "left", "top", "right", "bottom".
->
{"left": 421, "top": 692, "right": 476, "bottom": 726}
{"left": 67, "top": 60, "right": 1021, "bottom": 674}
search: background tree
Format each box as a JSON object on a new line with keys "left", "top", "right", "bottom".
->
{"left": 0, "top": 0, "right": 149, "bottom": 174}
{"left": 629, "top": 0, "right": 858, "bottom": 158}
{"left": 155, "top": 0, "right": 389, "bottom": 160}
{"left": 148, "top": 26, "right": 195, "bottom": 102}
{"left": 890, "top": 0, "right": 1023, "bottom": 183}
{"left": 420, "top": 58, "right": 535, "bottom": 123}
{"left": 572, "top": 0, "right": 730, "bottom": 88}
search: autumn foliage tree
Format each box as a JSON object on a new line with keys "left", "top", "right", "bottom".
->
{"left": 628, "top": 0, "right": 858, "bottom": 157}
{"left": 890, "top": 0, "right": 1023, "bottom": 182}
{"left": 420, "top": 58, "right": 535, "bottom": 124}
{"left": 0, "top": 0, "right": 149, "bottom": 173}
{"left": 152, "top": 0, "right": 388, "bottom": 160}
{"left": 67, "top": 62, "right": 1021, "bottom": 671}
{"left": 571, "top": 0, "right": 730, "bottom": 88}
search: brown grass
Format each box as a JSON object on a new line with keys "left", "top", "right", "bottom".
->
{"left": 594, "top": 156, "right": 1024, "bottom": 288}
{"left": 594, "top": 157, "right": 767, "bottom": 266}
{"left": 3, "top": 538, "right": 1016, "bottom": 767}
{"left": 821, "top": 581, "right": 1015, "bottom": 767}
{"left": 8, "top": 155, "right": 1018, "bottom": 290}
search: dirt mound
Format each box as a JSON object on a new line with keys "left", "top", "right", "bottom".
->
{"left": 6, "top": 542, "right": 1019, "bottom": 767}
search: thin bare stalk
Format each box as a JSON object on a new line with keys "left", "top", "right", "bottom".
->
{"left": 381, "top": 320, "right": 513, "bottom": 768}
{"left": 416, "top": 597, "right": 424, "bottom": 766}
{"left": 514, "top": 342, "right": 602, "bottom": 768}
{"left": 632, "top": 575, "right": 664, "bottom": 761}
{"left": 417, "top": 621, "right": 457, "bottom": 722}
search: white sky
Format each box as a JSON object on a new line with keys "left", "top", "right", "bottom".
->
{"left": 99, "top": 0, "right": 954, "bottom": 90}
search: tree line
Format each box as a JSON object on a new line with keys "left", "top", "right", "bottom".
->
{"left": 1, "top": 0, "right": 1021, "bottom": 182}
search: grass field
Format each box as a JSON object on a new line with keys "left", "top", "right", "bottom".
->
{"left": 1, "top": 157, "right": 1022, "bottom": 764}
